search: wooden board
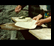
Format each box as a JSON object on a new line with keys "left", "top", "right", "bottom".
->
{"left": 0, "top": 23, "right": 27, "bottom": 30}
{"left": 29, "top": 28, "right": 51, "bottom": 40}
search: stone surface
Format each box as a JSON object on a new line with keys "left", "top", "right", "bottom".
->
{"left": 0, "top": 5, "right": 28, "bottom": 40}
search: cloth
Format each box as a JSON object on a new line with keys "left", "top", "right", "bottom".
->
{"left": 44, "top": 5, "right": 51, "bottom": 28}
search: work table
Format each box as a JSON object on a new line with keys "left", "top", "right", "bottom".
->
{"left": 29, "top": 28, "right": 51, "bottom": 40}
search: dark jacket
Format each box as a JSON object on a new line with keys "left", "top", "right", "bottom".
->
{"left": 21, "top": 5, "right": 44, "bottom": 18}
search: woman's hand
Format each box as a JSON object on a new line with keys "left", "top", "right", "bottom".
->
{"left": 35, "top": 16, "right": 51, "bottom": 26}
{"left": 15, "top": 5, "right": 22, "bottom": 13}
{"left": 36, "top": 19, "right": 45, "bottom": 26}
{"left": 33, "top": 14, "right": 43, "bottom": 21}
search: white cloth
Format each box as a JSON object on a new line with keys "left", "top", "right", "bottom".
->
{"left": 39, "top": 5, "right": 47, "bottom": 11}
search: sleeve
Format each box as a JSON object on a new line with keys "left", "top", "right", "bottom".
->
{"left": 20, "top": 5, "right": 27, "bottom": 9}
{"left": 40, "top": 9, "right": 45, "bottom": 19}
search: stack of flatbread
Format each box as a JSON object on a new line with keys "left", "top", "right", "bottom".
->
{"left": 11, "top": 17, "right": 37, "bottom": 29}
{"left": 15, "top": 20, "right": 37, "bottom": 29}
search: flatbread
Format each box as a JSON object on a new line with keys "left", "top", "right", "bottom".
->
{"left": 15, "top": 20, "right": 37, "bottom": 29}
